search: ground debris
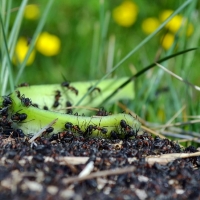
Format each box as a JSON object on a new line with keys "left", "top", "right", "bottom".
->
{"left": 0, "top": 132, "right": 200, "bottom": 199}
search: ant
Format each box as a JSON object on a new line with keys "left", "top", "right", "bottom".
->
{"left": 120, "top": 119, "right": 136, "bottom": 139}
{"left": 61, "top": 81, "right": 78, "bottom": 96}
{"left": 96, "top": 107, "right": 110, "bottom": 116}
{"left": 20, "top": 94, "right": 32, "bottom": 107}
{"left": 84, "top": 125, "right": 94, "bottom": 136}
{"left": 84, "top": 124, "right": 107, "bottom": 137}
{"left": 12, "top": 129, "right": 25, "bottom": 138}
{"left": 88, "top": 86, "right": 101, "bottom": 93}
{"left": 16, "top": 90, "right": 21, "bottom": 98}
{"left": 2, "top": 96, "right": 12, "bottom": 107}
{"left": 110, "top": 130, "right": 119, "bottom": 139}
{"left": 55, "top": 90, "right": 61, "bottom": 101}
{"left": 18, "top": 82, "right": 29, "bottom": 87}
{"left": 49, "top": 131, "right": 73, "bottom": 142}
{"left": 66, "top": 101, "right": 73, "bottom": 114}
{"left": 0, "top": 116, "right": 12, "bottom": 128}
{"left": 65, "top": 122, "right": 83, "bottom": 134}
{"left": 43, "top": 106, "right": 49, "bottom": 110}
{"left": 93, "top": 125, "right": 107, "bottom": 135}
{"left": 42, "top": 127, "right": 54, "bottom": 136}
{"left": 32, "top": 103, "right": 38, "bottom": 108}
{"left": 53, "top": 101, "right": 59, "bottom": 108}
{"left": 53, "top": 90, "right": 61, "bottom": 108}
{"left": 11, "top": 112, "right": 27, "bottom": 122}
{"left": 0, "top": 106, "right": 9, "bottom": 117}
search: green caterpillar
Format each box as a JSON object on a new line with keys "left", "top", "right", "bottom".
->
{"left": 0, "top": 77, "right": 141, "bottom": 139}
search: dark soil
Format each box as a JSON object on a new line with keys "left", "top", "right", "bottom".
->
{"left": 0, "top": 131, "right": 200, "bottom": 200}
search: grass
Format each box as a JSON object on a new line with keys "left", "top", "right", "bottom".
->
{"left": 1, "top": 0, "right": 200, "bottom": 146}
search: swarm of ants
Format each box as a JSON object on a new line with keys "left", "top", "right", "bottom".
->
{"left": 1, "top": 85, "right": 200, "bottom": 199}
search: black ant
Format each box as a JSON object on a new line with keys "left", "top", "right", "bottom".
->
{"left": 110, "top": 130, "right": 119, "bottom": 139}
{"left": 55, "top": 90, "right": 61, "bottom": 101}
{"left": 32, "top": 103, "right": 38, "bottom": 108}
{"left": 18, "top": 82, "right": 29, "bottom": 87}
{"left": 16, "top": 90, "right": 21, "bottom": 98}
{"left": 53, "top": 90, "right": 61, "bottom": 108}
{"left": 53, "top": 101, "right": 59, "bottom": 108}
{"left": 93, "top": 125, "right": 107, "bottom": 135}
{"left": 43, "top": 106, "right": 49, "bottom": 110}
{"left": 0, "top": 106, "right": 9, "bottom": 117}
{"left": 84, "top": 125, "right": 94, "bottom": 136}
{"left": 42, "top": 127, "right": 54, "bottom": 136}
{"left": 49, "top": 130, "right": 73, "bottom": 142}
{"left": 84, "top": 124, "right": 107, "bottom": 137}
{"left": 65, "top": 122, "right": 82, "bottom": 134}
{"left": 2, "top": 96, "right": 12, "bottom": 107}
{"left": 88, "top": 86, "right": 101, "bottom": 93}
{"left": 0, "top": 117, "right": 12, "bottom": 128}
{"left": 61, "top": 81, "right": 78, "bottom": 96}
{"left": 120, "top": 119, "right": 136, "bottom": 139}
{"left": 96, "top": 107, "right": 110, "bottom": 116}
{"left": 20, "top": 94, "right": 32, "bottom": 107}
{"left": 11, "top": 112, "right": 27, "bottom": 122}
{"left": 66, "top": 101, "right": 73, "bottom": 114}
{"left": 12, "top": 129, "right": 25, "bottom": 138}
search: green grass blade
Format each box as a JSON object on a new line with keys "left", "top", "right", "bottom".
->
{"left": 4, "top": 0, "right": 12, "bottom": 35}
{"left": 15, "top": 0, "right": 54, "bottom": 84}
{"left": 75, "top": 0, "right": 193, "bottom": 106}
{"left": 1, "top": 0, "right": 28, "bottom": 95}
{"left": 100, "top": 47, "right": 198, "bottom": 105}
{"left": 0, "top": 12, "right": 14, "bottom": 92}
{"left": 90, "top": 22, "right": 100, "bottom": 78}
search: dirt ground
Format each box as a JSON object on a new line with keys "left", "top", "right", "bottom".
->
{"left": 0, "top": 131, "right": 200, "bottom": 200}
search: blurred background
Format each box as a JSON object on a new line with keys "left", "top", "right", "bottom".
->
{"left": 12, "top": 0, "right": 199, "bottom": 83}
{"left": 6, "top": 1, "right": 200, "bottom": 138}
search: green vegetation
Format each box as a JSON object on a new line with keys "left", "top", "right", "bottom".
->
{"left": 0, "top": 0, "right": 200, "bottom": 145}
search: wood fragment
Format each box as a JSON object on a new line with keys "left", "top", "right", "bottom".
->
{"left": 63, "top": 166, "right": 136, "bottom": 184}
{"left": 28, "top": 118, "right": 58, "bottom": 143}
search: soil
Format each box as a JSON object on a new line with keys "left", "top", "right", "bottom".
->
{"left": 0, "top": 130, "right": 200, "bottom": 200}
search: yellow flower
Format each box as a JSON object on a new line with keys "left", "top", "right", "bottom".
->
{"left": 13, "top": 37, "right": 36, "bottom": 66}
{"left": 141, "top": 17, "right": 160, "bottom": 34}
{"left": 24, "top": 4, "right": 40, "bottom": 20}
{"left": 160, "top": 10, "right": 183, "bottom": 33}
{"left": 160, "top": 10, "right": 194, "bottom": 36}
{"left": 113, "top": 1, "right": 138, "bottom": 27}
{"left": 36, "top": 32, "right": 61, "bottom": 56}
{"left": 161, "top": 33, "right": 175, "bottom": 50}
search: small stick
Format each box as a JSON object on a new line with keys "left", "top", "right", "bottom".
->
{"left": 28, "top": 118, "right": 58, "bottom": 143}
{"left": 79, "top": 161, "right": 94, "bottom": 177}
{"left": 63, "top": 166, "right": 136, "bottom": 185}
{"left": 146, "top": 152, "right": 200, "bottom": 166}
{"left": 156, "top": 63, "right": 200, "bottom": 91}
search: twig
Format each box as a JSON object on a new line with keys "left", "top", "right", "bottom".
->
{"left": 146, "top": 152, "right": 200, "bottom": 166}
{"left": 117, "top": 102, "right": 146, "bottom": 125}
{"left": 160, "top": 130, "right": 200, "bottom": 141}
{"left": 141, "top": 125, "right": 166, "bottom": 139}
{"left": 156, "top": 63, "right": 200, "bottom": 91}
{"left": 151, "top": 119, "right": 200, "bottom": 129}
{"left": 63, "top": 166, "right": 136, "bottom": 185}
{"left": 160, "top": 105, "right": 186, "bottom": 132}
{"left": 28, "top": 118, "right": 58, "bottom": 143}
{"left": 79, "top": 161, "right": 94, "bottom": 177}
{"left": 167, "top": 127, "right": 200, "bottom": 137}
